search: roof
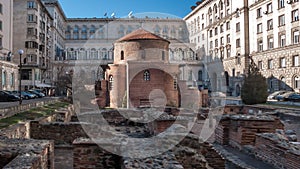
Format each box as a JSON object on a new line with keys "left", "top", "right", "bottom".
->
{"left": 116, "top": 28, "right": 169, "bottom": 43}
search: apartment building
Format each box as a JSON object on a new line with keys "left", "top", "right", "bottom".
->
{"left": 13, "top": 0, "right": 54, "bottom": 90}
{"left": 185, "top": 0, "right": 250, "bottom": 96}
{"left": 0, "top": 0, "right": 18, "bottom": 91}
{"left": 42, "top": 0, "right": 66, "bottom": 86}
{"left": 249, "top": 0, "right": 300, "bottom": 92}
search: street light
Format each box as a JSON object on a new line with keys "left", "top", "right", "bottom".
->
{"left": 18, "top": 49, "right": 24, "bottom": 105}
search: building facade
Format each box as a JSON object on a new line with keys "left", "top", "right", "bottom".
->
{"left": 0, "top": 0, "right": 18, "bottom": 90}
{"left": 185, "top": 0, "right": 300, "bottom": 95}
{"left": 184, "top": 0, "right": 250, "bottom": 96}
{"left": 42, "top": 0, "right": 67, "bottom": 86}
{"left": 249, "top": 0, "right": 300, "bottom": 93}
{"left": 13, "top": 0, "right": 54, "bottom": 90}
{"left": 53, "top": 16, "right": 204, "bottom": 96}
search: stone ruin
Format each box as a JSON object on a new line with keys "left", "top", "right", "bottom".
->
{"left": 1, "top": 103, "right": 300, "bottom": 169}
{"left": 0, "top": 106, "right": 226, "bottom": 169}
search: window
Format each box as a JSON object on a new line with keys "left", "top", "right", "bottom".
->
{"left": 258, "top": 61, "right": 263, "bottom": 69}
{"left": 267, "top": 3, "right": 273, "bottom": 13}
{"left": 215, "top": 27, "right": 218, "bottom": 35}
{"left": 210, "top": 41, "right": 213, "bottom": 49}
{"left": 173, "top": 77, "right": 178, "bottom": 89}
{"left": 0, "top": 37, "right": 2, "bottom": 48}
{"left": 21, "top": 69, "right": 32, "bottom": 80}
{"left": 109, "top": 75, "right": 113, "bottom": 90}
{"left": 198, "top": 70, "right": 203, "bottom": 81}
{"left": 0, "top": 21, "right": 2, "bottom": 31}
{"left": 293, "top": 30, "right": 299, "bottom": 44}
{"left": 144, "top": 70, "right": 150, "bottom": 81}
{"left": 10, "top": 73, "right": 14, "bottom": 86}
{"left": 268, "top": 37, "right": 274, "bottom": 49}
{"left": 221, "top": 37, "right": 224, "bottom": 45}
{"left": 267, "top": 19, "right": 273, "bottom": 30}
{"left": 279, "top": 34, "right": 286, "bottom": 47}
{"left": 279, "top": 15, "right": 285, "bottom": 26}
{"left": 27, "top": 1, "right": 36, "bottom": 9}
{"left": 226, "top": 21, "right": 230, "bottom": 30}
{"left": 27, "top": 14, "right": 37, "bottom": 22}
{"left": 210, "top": 30, "right": 213, "bottom": 37}
{"left": 236, "top": 22, "right": 240, "bottom": 32}
{"left": 257, "top": 23, "right": 263, "bottom": 33}
{"left": 25, "top": 41, "right": 38, "bottom": 49}
{"left": 202, "top": 34, "right": 205, "bottom": 40}
{"left": 278, "top": 0, "right": 285, "bottom": 8}
{"left": 27, "top": 28, "right": 37, "bottom": 36}
{"left": 0, "top": 3, "right": 2, "bottom": 14}
{"left": 257, "top": 8, "right": 262, "bottom": 18}
{"left": 188, "top": 70, "right": 193, "bottom": 81}
{"left": 220, "top": 24, "right": 224, "bottom": 33}
{"left": 162, "top": 51, "right": 165, "bottom": 60}
{"left": 236, "top": 38, "right": 240, "bottom": 47}
{"left": 293, "top": 55, "right": 299, "bottom": 66}
{"left": 202, "top": 23, "right": 204, "bottom": 30}
{"left": 280, "top": 57, "right": 286, "bottom": 68}
{"left": 215, "top": 39, "right": 218, "bottom": 47}
{"left": 227, "top": 34, "right": 230, "bottom": 43}
{"left": 268, "top": 59, "right": 273, "bottom": 69}
{"left": 292, "top": 9, "right": 299, "bottom": 22}
{"left": 258, "top": 40, "right": 263, "bottom": 51}
{"left": 294, "top": 76, "right": 300, "bottom": 88}
{"left": 227, "top": 48, "right": 231, "bottom": 58}
{"left": 121, "top": 51, "right": 124, "bottom": 60}
{"left": 2, "top": 71, "right": 6, "bottom": 86}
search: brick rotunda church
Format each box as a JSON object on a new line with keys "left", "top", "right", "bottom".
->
{"left": 96, "top": 29, "right": 205, "bottom": 108}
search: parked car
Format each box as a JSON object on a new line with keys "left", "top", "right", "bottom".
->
{"left": 12, "top": 91, "right": 36, "bottom": 99}
{"left": 267, "top": 90, "right": 287, "bottom": 100}
{"left": 286, "top": 93, "right": 300, "bottom": 102}
{"left": 0, "top": 91, "right": 20, "bottom": 102}
{"left": 4, "top": 90, "right": 21, "bottom": 98}
{"left": 27, "top": 90, "right": 45, "bottom": 98}
{"left": 276, "top": 91, "right": 295, "bottom": 101}
{"left": 22, "top": 91, "right": 37, "bottom": 99}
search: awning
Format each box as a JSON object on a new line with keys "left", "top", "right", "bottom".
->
{"left": 35, "top": 83, "right": 54, "bottom": 88}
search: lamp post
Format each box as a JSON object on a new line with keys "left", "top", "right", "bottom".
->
{"left": 18, "top": 49, "right": 24, "bottom": 105}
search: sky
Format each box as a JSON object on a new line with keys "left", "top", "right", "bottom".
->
{"left": 59, "top": 0, "right": 196, "bottom": 19}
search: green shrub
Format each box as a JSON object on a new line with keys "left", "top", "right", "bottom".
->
{"left": 241, "top": 69, "right": 268, "bottom": 105}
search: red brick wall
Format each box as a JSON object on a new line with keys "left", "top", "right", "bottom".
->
{"left": 129, "top": 68, "right": 179, "bottom": 108}
{"left": 95, "top": 80, "right": 109, "bottom": 108}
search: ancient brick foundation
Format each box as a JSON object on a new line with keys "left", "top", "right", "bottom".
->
{"left": 255, "top": 133, "right": 300, "bottom": 169}
{"left": 215, "top": 115, "right": 284, "bottom": 149}
{"left": 0, "top": 137, "right": 54, "bottom": 169}
{"left": 73, "top": 138, "right": 121, "bottom": 169}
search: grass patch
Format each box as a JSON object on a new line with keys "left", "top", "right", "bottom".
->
{"left": 0, "top": 101, "right": 70, "bottom": 129}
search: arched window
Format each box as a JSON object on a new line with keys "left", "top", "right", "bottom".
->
{"left": 144, "top": 70, "right": 150, "bottom": 81}
{"left": 121, "top": 50, "right": 124, "bottom": 60}
{"left": 280, "top": 76, "right": 286, "bottom": 89}
{"left": 198, "top": 70, "right": 203, "bottom": 81}
{"left": 109, "top": 75, "right": 113, "bottom": 90}
{"left": 294, "top": 76, "right": 300, "bottom": 88}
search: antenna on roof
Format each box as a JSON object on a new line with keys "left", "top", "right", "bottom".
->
{"left": 128, "top": 11, "right": 133, "bottom": 18}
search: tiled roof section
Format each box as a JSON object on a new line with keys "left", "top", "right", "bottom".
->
{"left": 116, "top": 28, "right": 169, "bottom": 43}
